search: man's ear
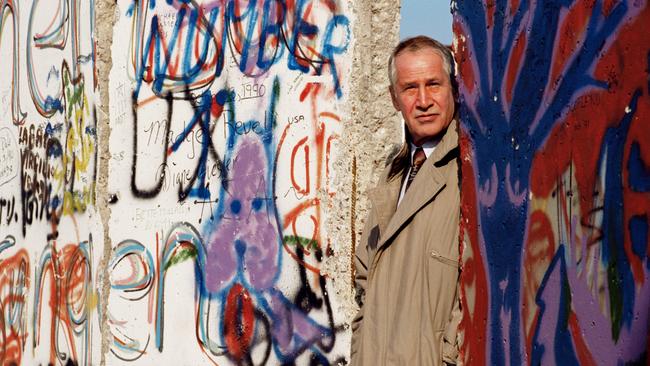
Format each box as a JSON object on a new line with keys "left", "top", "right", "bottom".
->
{"left": 389, "top": 86, "right": 399, "bottom": 110}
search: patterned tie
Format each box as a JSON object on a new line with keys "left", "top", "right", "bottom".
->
{"left": 405, "top": 147, "right": 426, "bottom": 192}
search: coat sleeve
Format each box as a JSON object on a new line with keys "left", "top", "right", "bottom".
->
{"left": 350, "top": 208, "right": 376, "bottom": 362}
{"left": 442, "top": 274, "right": 462, "bottom": 365}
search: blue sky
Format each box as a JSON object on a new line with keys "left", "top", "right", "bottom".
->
{"left": 400, "top": 1, "right": 453, "bottom": 45}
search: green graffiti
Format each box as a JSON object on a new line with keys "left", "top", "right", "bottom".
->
{"left": 283, "top": 235, "right": 319, "bottom": 251}
{"left": 164, "top": 246, "right": 198, "bottom": 271}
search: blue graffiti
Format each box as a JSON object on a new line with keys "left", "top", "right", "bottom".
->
{"left": 129, "top": 0, "right": 350, "bottom": 99}
{"left": 628, "top": 142, "right": 650, "bottom": 192}
{"left": 598, "top": 91, "right": 641, "bottom": 340}
{"left": 531, "top": 246, "right": 580, "bottom": 366}
{"left": 202, "top": 77, "right": 337, "bottom": 363}
{"left": 122, "top": 78, "right": 341, "bottom": 363}
{"left": 130, "top": 87, "right": 225, "bottom": 201}
{"left": 629, "top": 215, "right": 649, "bottom": 270}
{"left": 456, "top": 0, "right": 638, "bottom": 363}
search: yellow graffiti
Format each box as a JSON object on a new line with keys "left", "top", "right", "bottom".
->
{"left": 50, "top": 63, "right": 96, "bottom": 217}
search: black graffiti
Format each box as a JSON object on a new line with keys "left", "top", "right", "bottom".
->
{"left": 19, "top": 147, "right": 52, "bottom": 237}
{"left": 0, "top": 197, "right": 18, "bottom": 225}
{"left": 130, "top": 89, "right": 227, "bottom": 201}
{"left": 17, "top": 128, "right": 95, "bottom": 238}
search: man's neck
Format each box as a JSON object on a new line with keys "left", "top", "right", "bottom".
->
{"left": 410, "top": 136, "right": 440, "bottom": 159}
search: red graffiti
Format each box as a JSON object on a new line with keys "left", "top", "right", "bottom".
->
{"left": 276, "top": 105, "right": 339, "bottom": 273}
{"left": 224, "top": 283, "right": 255, "bottom": 362}
{"left": 34, "top": 241, "right": 94, "bottom": 366}
{"left": 0, "top": 248, "right": 29, "bottom": 366}
{"left": 457, "top": 132, "right": 487, "bottom": 365}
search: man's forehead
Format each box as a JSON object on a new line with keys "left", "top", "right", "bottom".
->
{"left": 395, "top": 47, "right": 443, "bottom": 61}
{"left": 394, "top": 50, "right": 447, "bottom": 79}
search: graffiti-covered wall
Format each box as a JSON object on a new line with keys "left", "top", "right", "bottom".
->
{"left": 16, "top": 0, "right": 649, "bottom": 365}
{"left": 1, "top": 0, "right": 402, "bottom": 364}
{"left": 106, "top": 0, "right": 354, "bottom": 364}
{"left": 455, "top": 1, "right": 650, "bottom": 364}
{"left": 0, "top": 0, "right": 103, "bottom": 364}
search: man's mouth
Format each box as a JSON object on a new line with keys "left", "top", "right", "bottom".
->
{"left": 416, "top": 114, "right": 438, "bottom": 120}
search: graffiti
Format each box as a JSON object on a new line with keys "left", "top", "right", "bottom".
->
{"left": 0, "top": 0, "right": 27, "bottom": 125}
{"left": 17, "top": 63, "right": 96, "bottom": 238}
{"left": 0, "top": 0, "right": 98, "bottom": 235}
{"left": 107, "top": 222, "right": 345, "bottom": 364}
{"left": 25, "top": 0, "right": 95, "bottom": 117}
{"left": 109, "top": 0, "right": 352, "bottom": 362}
{"left": 129, "top": 88, "right": 227, "bottom": 201}
{"left": 202, "top": 78, "right": 338, "bottom": 362}
{"left": 33, "top": 236, "right": 98, "bottom": 366}
{"left": 277, "top": 106, "right": 340, "bottom": 272}
{"left": 456, "top": 0, "right": 650, "bottom": 364}
{"left": 237, "top": 81, "right": 266, "bottom": 101}
{"left": 127, "top": 0, "right": 351, "bottom": 203}
{"left": 0, "top": 236, "right": 29, "bottom": 365}
{"left": 0, "top": 0, "right": 100, "bottom": 363}
{"left": 0, "top": 235, "right": 100, "bottom": 366}
{"left": 127, "top": 0, "right": 350, "bottom": 99}
{"left": 110, "top": 72, "right": 346, "bottom": 363}
{"left": 0, "top": 128, "right": 19, "bottom": 186}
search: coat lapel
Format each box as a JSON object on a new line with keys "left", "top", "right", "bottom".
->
{"left": 367, "top": 175, "right": 402, "bottom": 240}
{"left": 375, "top": 120, "right": 459, "bottom": 253}
{"left": 376, "top": 160, "right": 445, "bottom": 251}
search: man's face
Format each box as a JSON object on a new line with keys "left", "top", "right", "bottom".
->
{"left": 390, "top": 48, "right": 455, "bottom": 146}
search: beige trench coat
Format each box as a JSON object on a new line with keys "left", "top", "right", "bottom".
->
{"left": 351, "top": 121, "right": 461, "bottom": 366}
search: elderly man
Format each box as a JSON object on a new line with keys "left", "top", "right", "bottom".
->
{"left": 351, "top": 36, "right": 461, "bottom": 365}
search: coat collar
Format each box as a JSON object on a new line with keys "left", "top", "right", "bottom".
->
{"left": 367, "top": 120, "right": 459, "bottom": 251}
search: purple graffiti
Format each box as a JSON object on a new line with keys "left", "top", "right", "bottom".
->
{"left": 205, "top": 136, "right": 280, "bottom": 292}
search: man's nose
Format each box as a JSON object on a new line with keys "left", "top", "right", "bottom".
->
{"left": 416, "top": 86, "right": 432, "bottom": 108}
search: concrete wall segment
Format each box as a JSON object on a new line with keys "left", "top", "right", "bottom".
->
{"left": 0, "top": 0, "right": 104, "bottom": 364}
{"left": 103, "top": 0, "right": 386, "bottom": 364}
{"left": 95, "top": 1, "right": 118, "bottom": 364}
{"left": 324, "top": 0, "right": 401, "bottom": 324}
{"left": 455, "top": 1, "right": 650, "bottom": 364}
{"left": 8, "top": 1, "right": 647, "bottom": 365}
{"left": 0, "top": 0, "right": 402, "bottom": 364}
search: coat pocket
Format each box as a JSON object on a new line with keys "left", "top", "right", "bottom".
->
{"left": 430, "top": 250, "right": 459, "bottom": 268}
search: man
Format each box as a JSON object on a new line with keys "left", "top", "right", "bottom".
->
{"left": 351, "top": 36, "right": 461, "bottom": 365}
